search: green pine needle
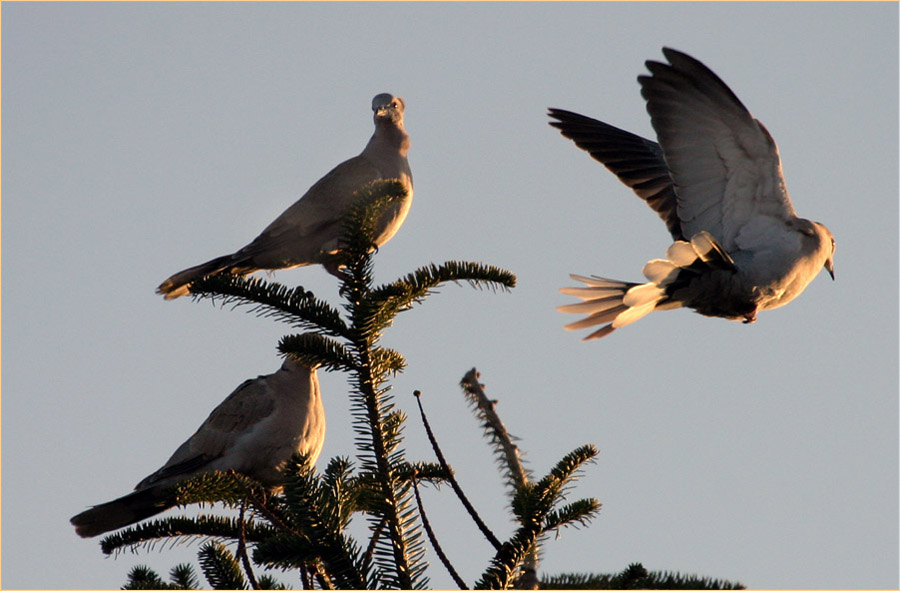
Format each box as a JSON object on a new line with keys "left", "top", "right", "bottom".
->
{"left": 340, "top": 180, "right": 411, "bottom": 257}
{"left": 100, "top": 514, "right": 277, "bottom": 556}
{"left": 370, "top": 261, "right": 517, "bottom": 313}
{"left": 542, "top": 498, "right": 602, "bottom": 533}
{"left": 254, "top": 454, "right": 369, "bottom": 589}
{"left": 540, "top": 563, "right": 746, "bottom": 590}
{"left": 169, "top": 564, "right": 201, "bottom": 590}
{"left": 123, "top": 566, "right": 173, "bottom": 590}
{"left": 188, "top": 274, "right": 350, "bottom": 338}
{"left": 279, "top": 333, "right": 357, "bottom": 372}
{"left": 171, "top": 471, "right": 266, "bottom": 508}
{"left": 198, "top": 541, "right": 247, "bottom": 590}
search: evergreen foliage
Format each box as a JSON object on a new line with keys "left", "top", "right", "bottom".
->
{"left": 94, "top": 180, "right": 743, "bottom": 589}
{"left": 540, "top": 563, "right": 746, "bottom": 590}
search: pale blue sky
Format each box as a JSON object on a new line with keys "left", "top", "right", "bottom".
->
{"left": 3, "top": 2, "right": 898, "bottom": 589}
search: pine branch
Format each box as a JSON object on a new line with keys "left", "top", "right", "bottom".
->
{"left": 370, "top": 346, "right": 407, "bottom": 375}
{"left": 279, "top": 333, "right": 357, "bottom": 373}
{"left": 540, "top": 563, "right": 746, "bottom": 590}
{"left": 474, "top": 527, "right": 540, "bottom": 590}
{"left": 171, "top": 470, "right": 268, "bottom": 508}
{"left": 542, "top": 498, "right": 601, "bottom": 533}
{"left": 471, "top": 428, "right": 599, "bottom": 589}
{"left": 460, "top": 368, "right": 538, "bottom": 589}
{"left": 354, "top": 375, "right": 426, "bottom": 589}
{"left": 169, "top": 564, "right": 201, "bottom": 590}
{"left": 460, "top": 368, "right": 531, "bottom": 494}
{"left": 188, "top": 274, "right": 350, "bottom": 339}
{"left": 198, "top": 541, "right": 247, "bottom": 590}
{"left": 511, "top": 445, "right": 598, "bottom": 538}
{"left": 256, "top": 575, "right": 289, "bottom": 590}
{"left": 397, "top": 461, "right": 449, "bottom": 484}
{"left": 124, "top": 560, "right": 285, "bottom": 590}
{"left": 340, "top": 180, "right": 411, "bottom": 259}
{"left": 364, "top": 261, "right": 517, "bottom": 328}
{"left": 101, "top": 514, "right": 277, "bottom": 556}
{"left": 334, "top": 203, "right": 430, "bottom": 591}
{"left": 352, "top": 461, "right": 448, "bottom": 519}
{"left": 254, "top": 455, "right": 369, "bottom": 590}
{"left": 319, "top": 456, "right": 360, "bottom": 531}
{"left": 527, "top": 444, "right": 599, "bottom": 518}
{"left": 123, "top": 565, "right": 179, "bottom": 590}
{"left": 392, "top": 260, "right": 518, "bottom": 295}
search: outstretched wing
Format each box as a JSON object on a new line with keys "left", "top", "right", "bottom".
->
{"left": 548, "top": 108, "right": 683, "bottom": 240}
{"left": 639, "top": 47, "right": 797, "bottom": 250}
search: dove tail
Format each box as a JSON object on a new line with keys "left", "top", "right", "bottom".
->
{"left": 156, "top": 254, "right": 256, "bottom": 299}
{"left": 70, "top": 486, "right": 174, "bottom": 538}
{"left": 558, "top": 231, "right": 734, "bottom": 339}
{"left": 558, "top": 276, "right": 667, "bottom": 339}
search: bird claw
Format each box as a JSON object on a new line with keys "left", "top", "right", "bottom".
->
{"left": 324, "top": 261, "right": 351, "bottom": 279}
{"left": 742, "top": 310, "right": 757, "bottom": 324}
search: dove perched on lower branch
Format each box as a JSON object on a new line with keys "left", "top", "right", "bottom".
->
{"left": 550, "top": 48, "right": 834, "bottom": 340}
{"left": 157, "top": 93, "right": 413, "bottom": 299}
{"left": 70, "top": 359, "right": 325, "bottom": 538}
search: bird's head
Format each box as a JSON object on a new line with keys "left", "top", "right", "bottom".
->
{"left": 372, "top": 93, "right": 405, "bottom": 125}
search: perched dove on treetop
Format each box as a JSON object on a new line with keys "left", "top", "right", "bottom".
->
{"left": 70, "top": 358, "right": 325, "bottom": 538}
{"left": 550, "top": 47, "right": 834, "bottom": 340}
{"left": 157, "top": 93, "right": 413, "bottom": 299}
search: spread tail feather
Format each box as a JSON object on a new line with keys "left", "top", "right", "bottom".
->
{"left": 156, "top": 254, "right": 254, "bottom": 299}
{"left": 559, "top": 232, "right": 732, "bottom": 339}
{"left": 70, "top": 486, "right": 174, "bottom": 538}
{"left": 558, "top": 275, "right": 665, "bottom": 340}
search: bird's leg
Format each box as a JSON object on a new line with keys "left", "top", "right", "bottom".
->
{"left": 742, "top": 309, "right": 758, "bottom": 324}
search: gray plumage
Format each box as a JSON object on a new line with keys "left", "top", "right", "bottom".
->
{"left": 70, "top": 359, "right": 325, "bottom": 538}
{"left": 158, "top": 93, "right": 413, "bottom": 299}
{"left": 550, "top": 48, "right": 834, "bottom": 340}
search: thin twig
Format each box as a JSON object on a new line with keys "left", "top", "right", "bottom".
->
{"left": 230, "top": 471, "right": 299, "bottom": 539}
{"left": 363, "top": 516, "right": 387, "bottom": 571}
{"left": 237, "top": 502, "right": 261, "bottom": 590}
{"left": 300, "top": 564, "right": 312, "bottom": 590}
{"left": 314, "top": 561, "right": 336, "bottom": 591}
{"left": 413, "top": 390, "right": 502, "bottom": 550}
{"left": 411, "top": 471, "right": 469, "bottom": 589}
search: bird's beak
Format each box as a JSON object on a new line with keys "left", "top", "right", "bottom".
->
{"left": 825, "top": 257, "right": 835, "bottom": 280}
{"left": 373, "top": 106, "right": 389, "bottom": 121}
{"left": 374, "top": 103, "right": 394, "bottom": 118}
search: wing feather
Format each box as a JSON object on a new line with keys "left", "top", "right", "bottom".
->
{"left": 639, "top": 48, "right": 796, "bottom": 250}
{"left": 135, "top": 376, "right": 276, "bottom": 490}
{"left": 548, "top": 108, "right": 684, "bottom": 240}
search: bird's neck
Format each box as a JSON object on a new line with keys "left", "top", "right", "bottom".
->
{"left": 365, "top": 122, "right": 410, "bottom": 157}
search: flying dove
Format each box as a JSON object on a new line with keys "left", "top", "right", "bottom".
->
{"left": 550, "top": 48, "right": 834, "bottom": 340}
{"left": 70, "top": 359, "right": 325, "bottom": 538}
{"left": 157, "top": 93, "right": 413, "bottom": 299}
